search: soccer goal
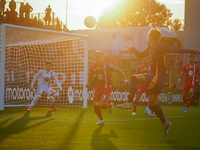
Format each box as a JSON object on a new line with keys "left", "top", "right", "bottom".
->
{"left": 0, "top": 24, "right": 88, "bottom": 110}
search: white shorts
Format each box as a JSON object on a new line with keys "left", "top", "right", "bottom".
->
{"left": 37, "top": 85, "right": 55, "bottom": 95}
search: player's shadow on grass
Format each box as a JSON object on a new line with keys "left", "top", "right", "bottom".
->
{"left": 91, "top": 125, "right": 118, "bottom": 150}
{"left": 58, "top": 109, "right": 86, "bottom": 150}
{"left": 0, "top": 110, "right": 53, "bottom": 143}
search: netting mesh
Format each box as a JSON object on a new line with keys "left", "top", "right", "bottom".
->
{"left": 1, "top": 24, "right": 87, "bottom": 108}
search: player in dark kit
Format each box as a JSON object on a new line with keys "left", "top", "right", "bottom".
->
{"left": 126, "top": 28, "right": 200, "bottom": 137}
{"left": 132, "top": 57, "right": 154, "bottom": 116}
{"left": 177, "top": 55, "right": 200, "bottom": 112}
{"left": 86, "top": 50, "right": 128, "bottom": 125}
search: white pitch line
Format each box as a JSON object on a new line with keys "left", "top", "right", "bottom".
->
{"left": 109, "top": 114, "right": 200, "bottom": 122}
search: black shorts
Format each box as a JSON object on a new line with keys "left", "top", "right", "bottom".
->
{"left": 144, "top": 73, "right": 166, "bottom": 95}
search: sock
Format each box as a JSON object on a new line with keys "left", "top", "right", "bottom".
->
{"left": 147, "top": 106, "right": 154, "bottom": 113}
{"left": 103, "top": 103, "right": 112, "bottom": 109}
{"left": 150, "top": 105, "right": 166, "bottom": 124}
{"left": 51, "top": 93, "right": 59, "bottom": 106}
{"left": 183, "top": 96, "right": 187, "bottom": 104}
{"left": 30, "top": 95, "right": 41, "bottom": 108}
{"left": 132, "top": 98, "right": 138, "bottom": 112}
{"left": 186, "top": 97, "right": 191, "bottom": 108}
{"left": 128, "top": 76, "right": 138, "bottom": 102}
{"left": 94, "top": 105, "right": 103, "bottom": 120}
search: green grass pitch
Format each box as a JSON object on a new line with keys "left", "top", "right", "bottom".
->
{"left": 0, "top": 105, "right": 200, "bottom": 150}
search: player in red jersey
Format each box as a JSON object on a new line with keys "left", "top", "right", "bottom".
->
{"left": 132, "top": 57, "right": 150, "bottom": 115}
{"left": 86, "top": 50, "right": 128, "bottom": 125}
{"left": 131, "top": 57, "right": 155, "bottom": 116}
{"left": 177, "top": 55, "right": 200, "bottom": 112}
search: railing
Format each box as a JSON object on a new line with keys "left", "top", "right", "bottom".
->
{"left": 2, "top": 1, "right": 65, "bottom": 30}
{"left": 30, "top": 12, "right": 64, "bottom": 28}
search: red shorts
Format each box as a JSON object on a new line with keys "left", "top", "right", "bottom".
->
{"left": 183, "top": 82, "right": 195, "bottom": 93}
{"left": 137, "top": 84, "right": 148, "bottom": 95}
{"left": 93, "top": 85, "right": 112, "bottom": 102}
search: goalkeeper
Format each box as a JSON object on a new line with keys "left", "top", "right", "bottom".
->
{"left": 27, "top": 61, "right": 63, "bottom": 111}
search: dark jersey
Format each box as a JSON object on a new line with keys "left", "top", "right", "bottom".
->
{"left": 132, "top": 42, "right": 195, "bottom": 74}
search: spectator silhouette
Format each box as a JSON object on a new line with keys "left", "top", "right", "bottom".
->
{"left": 10, "top": 10, "right": 18, "bottom": 24}
{"left": 56, "top": 18, "right": 61, "bottom": 31}
{"left": 44, "top": 5, "right": 52, "bottom": 26}
{"left": 37, "top": 20, "right": 45, "bottom": 29}
{"left": 4, "top": 8, "right": 11, "bottom": 23}
{"left": 9, "top": 0, "right": 16, "bottom": 12}
{"left": 24, "top": 2, "right": 33, "bottom": 25}
{"left": 0, "top": 0, "right": 6, "bottom": 16}
{"left": 19, "top": 2, "right": 25, "bottom": 25}
{"left": 31, "top": 16, "right": 37, "bottom": 27}
{"left": 9, "top": 0, "right": 17, "bottom": 24}
{"left": 62, "top": 25, "right": 70, "bottom": 32}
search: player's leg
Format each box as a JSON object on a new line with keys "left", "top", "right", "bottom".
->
{"left": 148, "top": 75, "right": 167, "bottom": 122}
{"left": 99, "top": 100, "right": 114, "bottom": 114}
{"left": 148, "top": 94, "right": 171, "bottom": 137}
{"left": 44, "top": 87, "right": 59, "bottom": 111}
{"left": 144, "top": 89, "right": 150, "bottom": 114}
{"left": 27, "top": 94, "right": 42, "bottom": 111}
{"left": 183, "top": 84, "right": 194, "bottom": 112}
{"left": 182, "top": 92, "right": 187, "bottom": 111}
{"left": 132, "top": 93, "right": 141, "bottom": 115}
{"left": 182, "top": 92, "right": 187, "bottom": 104}
{"left": 146, "top": 73, "right": 171, "bottom": 136}
{"left": 94, "top": 99, "right": 104, "bottom": 124}
{"left": 27, "top": 87, "right": 43, "bottom": 111}
{"left": 93, "top": 86, "right": 104, "bottom": 124}
{"left": 185, "top": 92, "right": 193, "bottom": 112}
{"left": 132, "top": 84, "right": 150, "bottom": 115}
{"left": 148, "top": 94, "right": 166, "bottom": 123}
{"left": 99, "top": 87, "right": 113, "bottom": 114}
{"left": 128, "top": 74, "right": 149, "bottom": 102}
{"left": 144, "top": 90, "right": 155, "bottom": 116}
{"left": 129, "top": 74, "right": 153, "bottom": 115}
{"left": 182, "top": 83, "right": 189, "bottom": 110}
{"left": 49, "top": 91, "right": 59, "bottom": 111}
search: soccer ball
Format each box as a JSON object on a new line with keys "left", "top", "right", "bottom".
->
{"left": 84, "top": 16, "right": 97, "bottom": 28}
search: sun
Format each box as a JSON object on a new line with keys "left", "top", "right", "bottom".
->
{"left": 69, "top": 0, "right": 116, "bottom": 18}
{"left": 64, "top": 0, "right": 117, "bottom": 29}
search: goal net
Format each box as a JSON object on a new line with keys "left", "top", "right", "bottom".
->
{"left": 0, "top": 24, "right": 88, "bottom": 110}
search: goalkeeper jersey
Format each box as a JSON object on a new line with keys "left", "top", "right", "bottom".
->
{"left": 31, "top": 69, "right": 62, "bottom": 90}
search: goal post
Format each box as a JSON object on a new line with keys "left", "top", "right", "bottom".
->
{"left": 0, "top": 24, "right": 5, "bottom": 110}
{"left": 0, "top": 24, "right": 88, "bottom": 110}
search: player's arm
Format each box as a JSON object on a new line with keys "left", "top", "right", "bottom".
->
{"left": 157, "top": 44, "right": 200, "bottom": 54}
{"left": 177, "top": 72, "right": 184, "bottom": 86}
{"left": 115, "top": 67, "right": 128, "bottom": 80}
{"left": 136, "top": 66, "right": 140, "bottom": 74}
{"left": 86, "top": 75, "right": 93, "bottom": 88}
{"left": 177, "top": 66, "right": 185, "bottom": 86}
{"left": 124, "top": 47, "right": 149, "bottom": 59}
{"left": 30, "top": 70, "right": 40, "bottom": 91}
{"left": 53, "top": 73, "right": 63, "bottom": 91}
{"left": 113, "top": 66, "right": 128, "bottom": 86}
{"left": 86, "top": 64, "right": 96, "bottom": 88}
